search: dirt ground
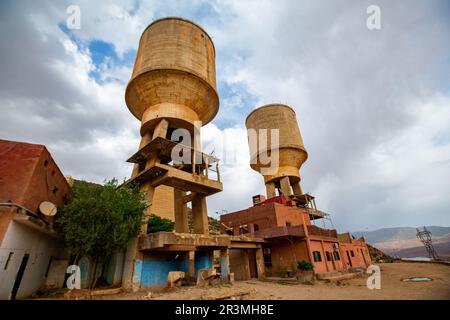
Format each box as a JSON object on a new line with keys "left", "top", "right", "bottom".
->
{"left": 51, "top": 262, "right": 450, "bottom": 300}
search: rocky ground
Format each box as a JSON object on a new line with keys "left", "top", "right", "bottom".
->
{"left": 39, "top": 262, "right": 450, "bottom": 300}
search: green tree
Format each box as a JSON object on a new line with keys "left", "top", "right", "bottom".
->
{"left": 56, "top": 179, "right": 148, "bottom": 288}
{"left": 146, "top": 214, "right": 175, "bottom": 233}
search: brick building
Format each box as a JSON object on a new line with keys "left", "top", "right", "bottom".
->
{"left": 220, "top": 194, "right": 371, "bottom": 277}
{"left": 0, "top": 139, "right": 71, "bottom": 299}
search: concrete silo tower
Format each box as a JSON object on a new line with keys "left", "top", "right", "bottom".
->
{"left": 246, "top": 104, "right": 308, "bottom": 198}
{"left": 124, "top": 17, "right": 222, "bottom": 235}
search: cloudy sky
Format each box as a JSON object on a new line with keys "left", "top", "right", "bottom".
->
{"left": 1, "top": 0, "right": 449, "bottom": 231}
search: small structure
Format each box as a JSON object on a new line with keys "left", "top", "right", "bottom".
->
{"left": 0, "top": 139, "right": 71, "bottom": 299}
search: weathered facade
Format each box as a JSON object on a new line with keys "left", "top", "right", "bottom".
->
{"left": 221, "top": 195, "right": 371, "bottom": 276}
{"left": 0, "top": 140, "right": 71, "bottom": 299}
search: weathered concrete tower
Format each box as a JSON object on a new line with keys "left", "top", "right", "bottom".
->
{"left": 122, "top": 17, "right": 223, "bottom": 291}
{"left": 125, "top": 17, "right": 221, "bottom": 232}
{"left": 246, "top": 104, "right": 308, "bottom": 198}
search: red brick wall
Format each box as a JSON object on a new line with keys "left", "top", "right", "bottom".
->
{"left": 0, "top": 140, "right": 71, "bottom": 243}
{"left": 220, "top": 202, "right": 311, "bottom": 236}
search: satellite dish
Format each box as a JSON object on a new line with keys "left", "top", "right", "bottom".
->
{"left": 39, "top": 201, "right": 57, "bottom": 217}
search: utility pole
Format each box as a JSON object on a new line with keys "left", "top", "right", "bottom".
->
{"left": 416, "top": 226, "right": 439, "bottom": 260}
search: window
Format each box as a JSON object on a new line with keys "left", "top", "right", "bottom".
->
{"left": 312, "top": 251, "right": 322, "bottom": 262}
{"left": 326, "top": 251, "right": 332, "bottom": 261}
{"left": 263, "top": 247, "right": 272, "bottom": 267}
{"left": 4, "top": 252, "right": 13, "bottom": 270}
{"left": 285, "top": 221, "right": 291, "bottom": 227}
{"left": 333, "top": 251, "right": 340, "bottom": 261}
{"left": 350, "top": 250, "right": 355, "bottom": 257}
{"left": 253, "top": 224, "right": 259, "bottom": 232}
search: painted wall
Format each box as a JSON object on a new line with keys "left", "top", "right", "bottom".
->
{"left": 0, "top": 140, "right": 71, "bottom": 299}
{"left": 340, "top": 242, "right": 371, "bottom": 269}
{"left": 229, "top": 249, "right": 250, "bottom": 280}
{"left": 194, "top": 251, "right": 213, "bottom": 276}
{"left": 141, "top": 252, "right": 194, "bottom": 288}
{"left": 221, "top": 203, "right": 310, "bottom": 236}
{"left": 268, "top": 239, "right": 309, "bottom": 273}
{"left": 0, "top": 222, "right": 62, "bottom": 299}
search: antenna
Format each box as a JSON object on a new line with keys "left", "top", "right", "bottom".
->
{"left": 416, "top": 226, "right": 439, "bottom": 260}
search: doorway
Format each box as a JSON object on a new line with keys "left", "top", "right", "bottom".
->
{"left": 11, "top": 253, "right": 29, "bottom": 300}
{"left": 360, "top": 248, "right": 367, "bottom": 266}
{"left": 248, "top": 250, "right": 258, "bottom": 278}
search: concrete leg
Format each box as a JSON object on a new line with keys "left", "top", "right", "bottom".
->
{"left": 292, "top": 182, "right": 303, "bottom": 196}
{"left": 255, "top": 247, "right": 265, "bottom": 280}
{"left": 152, "top": 118, "right": 169, "bottom": 140}
{"left": 187, "top": 251, "right": 195, "bottom": 281}
{"left": 265, "top": 182, "right": 276, "bottom": 198}
{"left": 220, "top": 249, "right": 230, "bottom": 282}
{"left": 174, "top": 189, "right": 189, "bottom": 233}
{"left": 122, "top": 180, "right": 154, "bottom": 290}
{"left": 140, "top": 183, "right": 155, "bottom": 234}
{"left": 192, "top": 194, "right": 209, "bottom": 234}
{"left": 280, "top": 176, "right": 292, "bottom": 196}
{"left": 122, "top": 237, "right": 143, "bottom": 292}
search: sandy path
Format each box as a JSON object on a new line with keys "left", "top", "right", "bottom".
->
{"left": 59, "top": 262, "right": 450, "bottom": 300}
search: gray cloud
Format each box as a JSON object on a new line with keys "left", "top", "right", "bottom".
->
{"left": 0, "top": 0, "right": 449, "bottom": 230}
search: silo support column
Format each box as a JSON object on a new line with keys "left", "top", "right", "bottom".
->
{"left": 187, "top": 251, "right": 196, "bottom": 281}
{"left": 220, "top": 248, "right": 230, "bottom": 283}
{"left": 174, "top": 189, "right": 189, "bottom": 233}
{"left": 292, "top": 182, "right": 303, "bottom": 196}
{"left": 280, "top": 176, "right": 292, "bottom": 196}
{"left": 192, "top": 194, "right": 209, "bottom": 234}
{"left": 266, "top": 182, "right": 276, "bottom": 198}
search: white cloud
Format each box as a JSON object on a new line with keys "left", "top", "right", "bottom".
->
{"left": 1, "top": 0, "right": 449, "bottom": 231}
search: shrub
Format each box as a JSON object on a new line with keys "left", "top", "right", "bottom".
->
{"left": 297, "top": 260, "right": 314, "bottom": 271}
